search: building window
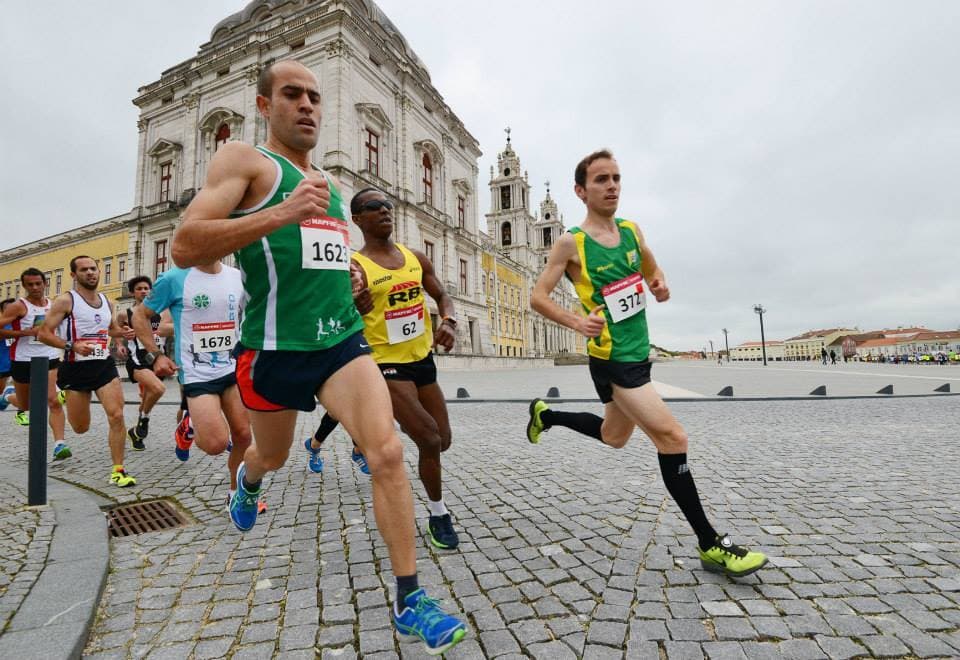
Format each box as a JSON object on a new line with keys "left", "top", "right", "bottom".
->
{"left": 159, "top": 162, "right": 172, "bottom": 202}
{"left": 501, "top": 222, "right": 512, "bottom": 246}
{"left": 422, "top": 153, "right": 433, "bottom": 205}
{"left": 215, "top": 123, "right": 230, "bottom": 150}
{"left": 55, "top": 271, "right": 62, "bottom": 294}
{"left": 44, "top": 272, "right": 52, "bottom": 296}
{"left": 459, "top": 259, "right": 468, "bottom": 295}
{"left": 155, "top": 240, "right": 168, "bottom": 276}
{"left": 457, "top": 195, "right": 466, "bottom": 229}
{"left": 365, "top": 129, "right": 380, "bottom": 176}
{"left": 542, "top": 227, "right": 553, "bottom": 248}
{"left": 424, "top": 240, "right": 434, "bottom": 264}
{"left": 118, "top": 258, "right": 125, "bottom": 285}
{"left": 103, "top": 259, "right": 112, "bottom": 285}
{"left": 500, "top": 185, "right": 512, "bottom": 210}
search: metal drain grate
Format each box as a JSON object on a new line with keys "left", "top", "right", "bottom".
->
{"left": 106, "top": 500, "right": 188, "bottom": 538}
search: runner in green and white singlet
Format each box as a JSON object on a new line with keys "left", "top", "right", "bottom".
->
{"left": 172, "top": 60, "right": 467, "bottom": 654}
{"left": 528, "top": 149, "right": 768, "bottom": 579}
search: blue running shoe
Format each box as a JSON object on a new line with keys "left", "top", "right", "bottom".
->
{"left": 393, "top": 588, "right": 468, "bottom": 655}
{"left": 229, "top": 462, "right": 261, "bottom": 532}
{"left": 0, "top": 385, "right": 14, "bottom": 411}
{"left": 304, "top": 437, "right": 324, "bottom": 473}
{"left": 351, "top": 448, "right": 371, "bottom": 476}
{"left": 52, "top": 442, "right": 72, "bottom": 460}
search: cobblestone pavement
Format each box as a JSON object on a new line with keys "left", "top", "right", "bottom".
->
{"left": 2, "top": 393, "right": 959, "bottom": 658}
{"left": 0, "top": 467, "right": 54, "bottom": 633}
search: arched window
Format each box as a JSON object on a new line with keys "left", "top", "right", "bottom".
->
{"left": 215, "top": 123, "right": 231, "bottom": 151}
{"left": 422, "top": 153, "right": 433, "bottom": 205}
{"left": 501, "top": 222, "right": 512, "bottom": 246}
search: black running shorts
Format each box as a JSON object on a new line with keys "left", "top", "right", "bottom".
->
{"left": 12, "top": 358, "right": 62, "bottom": 384}
{"left": 378, "top": 353, "right": 437, "bottom": 388}
{"left": 588, "top": 357, "right": 652, "bottom": 404}
{"left": 57, "top": 358, "right": 119, "bottom": 393}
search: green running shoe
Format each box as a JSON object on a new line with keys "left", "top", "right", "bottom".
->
{"left": 52, "top": 442, "right": 72, "bottom": 460}
{"left": 526, "top": 398, "right": 549, "bottom": 444}
{"left": 699, "top": 534, "right": 768, "bottom": 578}
{"left": 14, "top": 410, "right": 29, "bottom": 426}
{"left": 57, "top": 389, "right": 67, "bottom": 405}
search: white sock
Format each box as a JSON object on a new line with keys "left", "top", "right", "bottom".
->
{"left": 228, "top": 489, "right": 236, "bottom": 501}
{"left": 427, "top": 499, "right": 448, "bottom": 517}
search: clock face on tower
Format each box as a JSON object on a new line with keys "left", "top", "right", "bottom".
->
{"left": 503, "top": 167, "right": 511, "bottom": 176}
{"left": 545, "top": 212, "right": 551, "bottom": 220}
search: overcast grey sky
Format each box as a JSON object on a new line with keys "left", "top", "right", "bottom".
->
{"left": 1, "top": 1, "right": 957, "bottom": 351}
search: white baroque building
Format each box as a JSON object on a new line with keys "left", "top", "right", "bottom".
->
{"left": 129, "top": 0, "right": 491, "bottom": 353}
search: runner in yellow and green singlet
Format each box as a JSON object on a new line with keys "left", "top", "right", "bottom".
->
{"left": 528, "top": 149, "right": 768, "bottom": 578}
{"left": 172, "top": 60, "right": 467, "bottom": 654}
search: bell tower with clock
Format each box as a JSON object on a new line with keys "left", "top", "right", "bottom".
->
{"left": 485, "top": 128, "right": 537, "bottom": 268}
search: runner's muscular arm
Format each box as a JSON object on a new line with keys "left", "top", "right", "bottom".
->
{"left": 131, "top": 303, "right": 163, "bottom": 354}
{"left": 0, "top": 301, "right": 27, "bottom": 339}
{"left": 531, "top": 234, "right": 605, "bottom": 337}
{"left": 636, "top": 229, "right": 670, "bottom": 302}
{"left": 414, "top": 249, "right": 456, "bottom": 351}
{"left": 172, "top": 142, "right": 330, "bottom": 267}
{"left": 37, "top": 294, "right": 75, "bottom": 351}
{"left": 158, "top": 310, "right": 174, "bottom": 338}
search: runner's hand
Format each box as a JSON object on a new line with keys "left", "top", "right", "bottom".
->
{"left": 114, "top": 344, "right": 129, "bottom": 360}
{"left": 279, "top": 176, "right": 330, "bottom": 223}
{"left": 121, "top": 326, "right": 137, "bottom": 340}
{"left": 22, "top": 327, "right": 40, "bottom": 337}
{"left": 73, "top": 341, "right": 95, "bottom": 356}
{"left": 353, "top": 287, "right": 373, "bottom": 315}
{"left": 648, "top": 277, "right": 670, "bottom": 302}
{"left": 433, "top": 322, "right": 456, "bottom": 352}
{"left": 579, "top": 304, "right": 607, "bottom": 338}
{"left": 153, "top": 355, "right": 178, "bottom": 378}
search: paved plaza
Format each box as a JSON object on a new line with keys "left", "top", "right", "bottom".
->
{"left": 0, "top": 363, "right": 958, "bottom": 659}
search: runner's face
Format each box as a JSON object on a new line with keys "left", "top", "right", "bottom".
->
{"left": 260, "top": 63, "right": 322, "bottom": 152}
{"left": 21, "top": 275, "right": 45, "bottom": 300}
{"left": 72, "top": 259, "right": 100, "bottom": 290}
{"left": 577, "top": 158, "right": 621, "bottom": 217}
{"left": 352, "top": 192, "right": 394, "bottom": 239}
{"left": 133, "top": 282, "right": 151, "bottom": 302}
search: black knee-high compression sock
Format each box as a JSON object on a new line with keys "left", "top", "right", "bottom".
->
{"left": 657, "top": 453, "right": 718, "bottom": 550}
{"left": 313, "top": 412, "right": 339, "bottom": 444}
{"left": 540, "top": 409, "right": 604, "bottom": 442}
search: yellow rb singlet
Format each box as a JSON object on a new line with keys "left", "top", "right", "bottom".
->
{"left": 351, "top": 244, "right": 433, "bottom": 364}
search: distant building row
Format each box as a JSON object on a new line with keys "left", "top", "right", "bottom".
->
{"left": 730, "top": 327, "right": 960, "bottom": 362}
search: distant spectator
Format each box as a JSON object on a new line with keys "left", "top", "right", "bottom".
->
{"left": 829, "top": 349, "right": 837, "bottom": 365}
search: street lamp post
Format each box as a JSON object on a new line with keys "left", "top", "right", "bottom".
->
{"left": 722, "top": 328, "right": 730, "bottom": 362}
{"left": 709, "top": 339, "right": 714, "bottom": 360}
{"left": 753, "top": 305, "right": 767, "bottom": 366}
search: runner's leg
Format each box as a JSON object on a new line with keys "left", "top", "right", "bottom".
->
{"left": 95, "top": 379, "right": 127, "bottom": 467}
{"left": 320, "top": 356, "right": 416, "bottom": 580}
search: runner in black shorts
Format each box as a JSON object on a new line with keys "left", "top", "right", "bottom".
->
{"left": 307, "top": 187, "right": 461, "bottom": 550}
{"left": 526, "top": 150, "right": 768, "bottom": 578}
{"left": 121, "top": 275, "right": 172, "bottom": 450}
{"left": 0, "top": 269, "right": 70, "bottom": 458}
{"left": 40, "top": 256, "right": 136, "bottom": 487}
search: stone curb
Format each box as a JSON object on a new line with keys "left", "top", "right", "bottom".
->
{"left": 0, "top": 471, "right": 109, "bottom": 660}
{"left": 445, "top": 391, "right": 960, "bottom": 403}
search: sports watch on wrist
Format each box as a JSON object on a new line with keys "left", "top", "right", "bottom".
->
{"left": 143, "top": 350, "right": 163, "bottom": 367}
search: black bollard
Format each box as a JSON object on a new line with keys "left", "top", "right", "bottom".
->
{"left": 809, "top": 385, "right": 827, "bottom": 396}
{"left": 546, "top": 387, "right": 560, "bottom": 398}
{"left": 456, "top": 387, "right": 470, "bottom": 399}
{"left": 876, "top": 384, "right": 893, "bottom": 395}
{"left": 28, "top": 356, "right": 49, "bottom": 506}
{"left": 717, "top": 386, "right": 734, "bottom": 396}
{"left": 934, "top": 383, "right": 950, "bottom": 393}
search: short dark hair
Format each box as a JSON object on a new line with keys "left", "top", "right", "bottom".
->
{"left": 574, "top": 149, "right": 615, "bottom": 187}
{"left": 256, "top": 61, "right": 277, "bottom": 97}
{"left": 350, "top": 187, "right": 384, "bottom": 214}
{"left": 127, "top": 275, "right": 152, "bottom": 293}
{"left": 20, "top": 267, "right": 46, "bottom": 284}
{"left": 0, "top": 298, "right": 15, "bottom": 312}
{"left": 69, "top": 255, "right": 94, "bottom": 273}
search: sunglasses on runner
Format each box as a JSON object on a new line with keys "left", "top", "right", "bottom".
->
{"left": 356, "top": 199, "right": 393, "bottom": 213}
